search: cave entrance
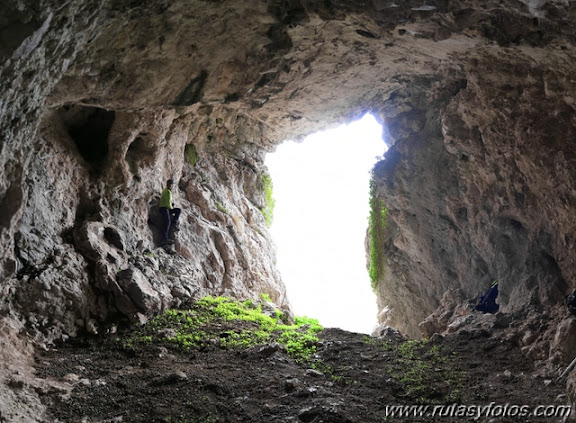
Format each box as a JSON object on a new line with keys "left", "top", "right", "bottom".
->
{"left": 58, "top": 105, "right": 115, "bottom": 175}
{"left": 265, "top": 113, "right": 386, "bottom": 334}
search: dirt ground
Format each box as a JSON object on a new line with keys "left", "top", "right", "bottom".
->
{"left": 34, "top": 319, "right": 571, "bottom": 423}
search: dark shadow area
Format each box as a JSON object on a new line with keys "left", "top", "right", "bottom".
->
{"left": 147, "top": 197, "right": 163, "bottom": 246}
{"left": 58, "top": 105, "right": 115, "bottom": 175}
{"left": 0, "top": 179, "right": 23, "bottom": 230}
{"left": 74, "top": 193, "right": 101, "bottom": 224}
{"left": 104, "top": 227, "right": 124, "bottom": 251}
{"left": 172, "top": 71, "right": 207, "bottom": 106}
{"left": 0, "top": 11, "right": 40, "bottom": 60}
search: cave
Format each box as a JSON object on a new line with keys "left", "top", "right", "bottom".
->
{"left": 59, "top": 105, "right": 115, "bottom": 173}
{"left": 2, "top": 0, "right": 576, "bottom": 421}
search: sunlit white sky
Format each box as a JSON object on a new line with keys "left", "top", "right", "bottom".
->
{"left": 265, "top": 114, "right": 387, "bottom": 334}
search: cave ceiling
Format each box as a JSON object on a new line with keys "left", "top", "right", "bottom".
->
{"left": 5, "top": 0, "right": 573, "bottom": 146}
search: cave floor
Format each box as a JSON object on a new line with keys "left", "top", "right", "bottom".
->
{"left": 35, "top": 326, "right": 567, "bottom": 423}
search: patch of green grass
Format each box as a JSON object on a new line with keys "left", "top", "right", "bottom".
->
{"left": 128, "top": 296, "right": 323, "bottom": 362}
{"left": 135, "top": 335, "right": 153, "bottom": 344}
{"left": 381, "top": 339, "right": 466, "bottom": 404}
{"left": 185, "top": 144, "right": 198, "bottom": 166}
{"left": 277, "top": 316, "right": 323, "bottom": 359}
{"left": 396, "top": 339, "right": 427, "bottom": 360}
{"left": 363, "top": 335, "right": 378, "bottom": 345}
{"left": 368, "top": 179, "right": 388, "bottom": 289}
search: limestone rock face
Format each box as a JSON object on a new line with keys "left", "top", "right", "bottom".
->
{"left": 372, "top": 42, "right": 576, "bottom": 337}
{"left": 3, "top": 0, "right": 576, "bottom": 419}
{"left": 9, "top": 104, "right": 289, "bottom": 340}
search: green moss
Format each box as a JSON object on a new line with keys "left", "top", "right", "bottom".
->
{"left": 260, "top": 173, "right": 275, "bottom": 227}
{"left": 128, "top": 296, "right": 323, "bottom": 362}
{"left": 215, "top": 201, "right": 228, "bottom": 214}
{"left": 274, "top": 309, "right": 284, "bottom": 321}
{"left": 368, "top": 179, "right": 388, "bottom": 289}
{"left": 381, "top": 339, "right": 466, "bottom": 403}
{"left": 185, "top": 144, "right": 198, "bottom": 166}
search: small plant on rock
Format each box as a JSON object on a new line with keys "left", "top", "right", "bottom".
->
{"left": 215, "top": 201, "right": 228, "bottom": 214}
{"left": 260, "top": 173, "right": 275, "bottom": 227}
{"left": 368, "top": 178, "right": 388, "bottom": 289}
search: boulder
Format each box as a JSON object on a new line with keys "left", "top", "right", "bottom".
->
{"left": 117, "top": 267, "right": 162, "bottom": 317}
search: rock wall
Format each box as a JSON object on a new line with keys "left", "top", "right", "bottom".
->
{"left": 3, "top": 0, "right": 576, "bottom": 419}
{"left": 9, "top": 104, "right": 290, "bottom": 340}
{"left": 371, "top": 44, "right": 576, "bottom": 338}
{"left": 1, "top": 0, "right": 297, "bottom": 344}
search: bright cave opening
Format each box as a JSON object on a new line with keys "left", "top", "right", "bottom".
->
{"left": 265, "top": 113, "right": 387, "bottom": 334}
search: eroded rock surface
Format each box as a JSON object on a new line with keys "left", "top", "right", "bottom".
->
{"left": 372, "top": 45, "right": 576, "bottom": 338}
{"left": 2, "top": 0, "right": 576, "bottom": 420}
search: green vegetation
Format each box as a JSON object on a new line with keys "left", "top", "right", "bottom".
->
{"left": 215, "top": 201, "right": 228, "bottom": 214}
{"left": 185, "top": 144, "right": 198, "bottom": 166}
{"left": 128, "top": 296, "right": 323, "bottom": 362}
{"left": 381, "top": 339, "right": 466, "bottom": 403}
{"left": 260, "top": 173, "right": 275, "bottom": 227}
{"left": 368, "top": 179, "right": 388, "bottom": 289}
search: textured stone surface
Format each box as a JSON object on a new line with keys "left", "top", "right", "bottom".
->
{"left": 0, "top": 317, "right": 73, "bottom": 423}
{"left": 2, "top": 0, "right": 573, "bottom": 337}
{"left": 11, "top": 105, "right": 290, "bottom": 339}
{"left": 2, "top": 0, "right": 576, "bottom": 420}
{"left": 372, "top": 44, "right": 576, "bottom": 337}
